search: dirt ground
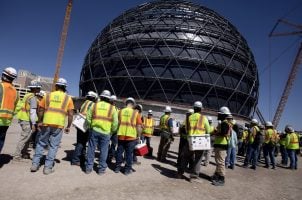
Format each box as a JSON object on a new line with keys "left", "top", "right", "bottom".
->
{"left": 0, "top": 120, "right": 301, "bottom": 200}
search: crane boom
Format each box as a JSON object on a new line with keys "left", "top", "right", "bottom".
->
{"left": 52, "top": 0, "right": 73, "bottom": 91}
{"left": 272, "top": 43, "right": 302, "bottom": 127}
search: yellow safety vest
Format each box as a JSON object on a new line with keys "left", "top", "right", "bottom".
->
{"left": 80, "top": 100, "right": 94, "bottom": 116}
{"left": 0, "top": 82, "right": 18, "bottom": 126}
{"left": 117, "top": 107, "right": 138, "bottom": 139}
{"left": 242, "top": 130, "right": 248, "bottom": 141}
{"left": 214, "top": 120, "right": 231, "bottom": 145}
{"left": 143, "top": 117, "right": 154, "bottom": 136}
{"left": 209, "top": 125, "right": 215, "bottom": 135}
{"left": 279, "top": 135, "right": 287, "bottom": 146}
{"left": 249, "top": 126, "right": 260, "bottom": 144}
{"left": 160, "top": 114, "right": 170, "bottom": 131}
{"left": 188, "top": 113, "right": 206, "bottom": 136}
{"left": 43, "top": 91, "right": 71, "bottom": 128}
{"left": 287, "top": 133, "right": 299, "bottom": 150}
{"left": 17, "top": 93, "right": 35, "bottom": 121}
{"left": 264, "top": 128, "right": 278, "bottom": 144}
{"left": 91, "top": 101, "right": 114, "bottom": 134}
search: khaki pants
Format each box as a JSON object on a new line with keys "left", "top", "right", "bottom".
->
{"left": 13, "top": 122, "right": 32, "bottom": 158}
{"left": 214, "top": 148, "right": 227, "bottom": 176}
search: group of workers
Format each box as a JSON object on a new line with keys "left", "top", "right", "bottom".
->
{"left": 0, "top": 66, "right": 300, "bottom": 186}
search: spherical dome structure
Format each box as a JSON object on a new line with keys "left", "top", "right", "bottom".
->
{"left": 80, "top": 0, "right": 259, "bottom": 117}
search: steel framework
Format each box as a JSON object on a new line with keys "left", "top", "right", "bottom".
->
{"left": 80, "top": 0, "right": 259, "bottom": 117}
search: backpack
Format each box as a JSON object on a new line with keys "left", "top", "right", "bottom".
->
{"left": 253, "top": 129, "right": 263, "bottom": 146}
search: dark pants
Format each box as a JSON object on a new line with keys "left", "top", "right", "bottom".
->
{"left": 238, "top": 141, "right": 247, "bottom": 156}
{"left": 0, "top": 126, "right": 9, "bottom": 153}
{"left": 280, "top": 145, "right": 288, "bottom": 165}
{"left": 177, "top": 137, "right": 187, "bottom": 167}
{"left": 107, "top": 134, "right": 118, "bottom": 162}
{"left": 72, "top": 128, "right": 89, "bottom": 165}
{"left": 244, "top": 144, "right": 259, "bottom": 167}
{"left": 157, "top": 132, "right": 172, "bottom": 161}
{"left": 116, "top": 140, "right": 137, "bottom": 172}
{"left": 287, "top": 149, "right": 298, "bottom": 169}
{"left": 263, "top": 144, "right": 275, "bottom": 167}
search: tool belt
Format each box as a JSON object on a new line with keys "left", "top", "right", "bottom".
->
{"left": 161, "top": 131, "right": 172, "bottom": 139}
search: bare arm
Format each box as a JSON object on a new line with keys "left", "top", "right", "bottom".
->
{"left": 65, "top": 109, "right": 74, "bottom": 133}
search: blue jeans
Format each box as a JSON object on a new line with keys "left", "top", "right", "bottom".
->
{"left": 263, "top": 144, "right": 275, "bottom": 167}
{"left": 116, "top": 140, "right": 137, "bottom": 172}
{"left": 244, "top": 144, "right": 259, "bottom": 167}
{"left": 287, "top": 149, "right": 298, "bottom": 169}
{"left": 72, "top": 128, "right": 88, "bottom": 164}
{"left": 225, "top": 147, "right": 236, "bottom": 167}
{"left": 86, "top": 130, "right": 110, "bottom": 172}
{"left": 32, "top": 127, "right": 63, "bottom": 169}
{"left": 0, "top": 126, "right": 9, "bottom": 153}
{"left": 280, "top": 145, "right": 288, "bottom": 165}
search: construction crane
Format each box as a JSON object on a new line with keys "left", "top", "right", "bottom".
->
{"left": 269, "top": 19, "right": 302, "bottom": 128}
{"left": 52, "top": 0, "right": 73, "bottom": 91}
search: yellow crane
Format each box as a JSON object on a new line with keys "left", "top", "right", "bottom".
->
{"left": 52, "top": 0, "right": 73, "bottom": 91}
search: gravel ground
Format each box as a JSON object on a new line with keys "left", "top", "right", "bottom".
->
{"left": 0, "top": 120, "right": 301, "bottom": 200}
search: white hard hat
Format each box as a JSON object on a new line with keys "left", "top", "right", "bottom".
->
{"left": 265, "top": 121, "right": 273, "bottom": 127}
{"left": 187, "top": 109, "right": 194, "bottom": 114}
{"left": 86, "top": 91, "right": 98, "bottom": 99}
{"left": 164, "top": 106, "right": 172, "bottom": 113}
{"left": 36, "top": 90, "right": 46, "bottom": 97}
{"left": 251, "top": 118, "right": 258, "bottom": 124}
{"left": 100, "top": 90, "right": 111, "bottom": 99}
{"left": 28, "top": 80, "right": 42, "bottom": 88}
{"left": 231, "top": 119, "right": 236, "bottom": 125}
{"left": 193, "top": 101, "right": 203, "bottom": 108}
{"left": 218, "top": 106, "right": 231, "bottom": 115}
{"left": 136, "top": 104, "right": 143, "bottom": 111}
{"left": 125, "top": 97, "right": 135, "bottom": 104}
{"left": 226, "top": 114, "right": 233, "bottom": 119}
{"left": 110, "top": 95, "right": 117, "bottom": 101}
{"left": 2, "top": 67, "right": 17, "bottom": 79}
{"left": 56, "top": 78, "right": 68, "bottom": 87}
{"left": 207, "top": 116, "right": 213, "bottom": 122}
{"left": 285, "top": 125, "right": 294, "bottom": 133}
{"left": 148, "top": 110, "right": 153, "bottom": 115}
{"left": 244, "top": 127, "right": 248, "bottom": 130}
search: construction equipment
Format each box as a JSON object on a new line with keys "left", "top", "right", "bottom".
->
{"left": 52, "top": 0, "right": 73, "bottom": 91}
{"left": 269, "top": 19, "right": 302, "bottom": 128}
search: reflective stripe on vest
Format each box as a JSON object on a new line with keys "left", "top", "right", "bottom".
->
{"left": 143, "top": 117, "right": 154, "bottom": 135}
{"left": 264, "top": 129, "right": 277, "bottom": 144}
{"left": 287, "top": 133, "right": 299, "bottom": 150}
{"left": 80, "top": 100, "right": 94, "bottom": 116}
{"left": 0, "top": 82, "right": 18, "bottom": 121}
{"left": 117, "top": 107, "right": 138, "bottom": 139}
{"left": 91, "top": 101, "right": 114, "bottom": 134}
{"left": 188, "top": 113, "right": 205, "bottom": 136}
{"left": 43, "top": 91, "right": 70, "bottom": 127}
{"left": 160, "top": 114, "right": 170, "bottom": 131}
{"left": 17, "top": 93, "right": 35, "bottom": 121}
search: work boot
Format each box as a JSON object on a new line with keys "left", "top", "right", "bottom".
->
{"left": 43, "top": 167, "right": 54, "bottom": 175}
{"left": 133, "top": 161, "right": 141, "bottom": 165}
{"left": 250, "top": 166, "right": 256, "bottom": 170}
{"left": 212, "top": 175, "right": 225, "bottom": 186}
{"left": 30, "top": 165, "right": 39, "bottom": 172}
{"left": 211, "top": 173, "right": 219, "bottom": 182}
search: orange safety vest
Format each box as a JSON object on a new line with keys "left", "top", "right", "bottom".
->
{"left": 143, "top": 117, "right": 154, "bottom": 137}
{"left": 43, "top": 91, "right": 71, "bottom": 128}
{"left": 117, "top": 107, "right": 138, "bottom": 140}
{"left": 0, "top": 82, "right": 18, "bottom": 126}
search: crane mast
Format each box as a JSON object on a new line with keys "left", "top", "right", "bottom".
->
{"left": 52, "top": 0, "right": 73, "bottom": 91}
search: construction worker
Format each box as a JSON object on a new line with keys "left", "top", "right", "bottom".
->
{"left": 176, "top": 109, "right": 193, "bottom": 168}
{"left": 107, "top": 95, "right": 119, "bottom": 163}
{"left": 12, "top": 80, "right": 41, "bottom": 161}
{"left": 225, "top": 116, "right": 237, "bottom": 170}
{"left": 141, "top": 110, "right": 155, "bottom": 157}
{"left": 85, "top": 90, "right": 118, "bottom": 175}
{"left": 238, "top": 127, "right": 249, "bottom": 156}
{"left": 133, "top": 104, "right": 143, "bottom": 165}
{"left": 204, "top": 116, "right": 215, "bottom": 166}
{"left": 157, "top": 106, "right": 174, "bottom": 162}
{"left": 177, "top": 101, "right": 210, "bottom": 180}
{"left": 71, "top": 91, "right": 98, "bottom": 166}
{"left": 0, "top": 67, "right": 18, "bottom": 154}
{"left": 211, "top": 106, "right": 232, "bottom": 186}
{"left": 279, "top": 131, "right": 288, "bottom": 166}
{"left": 243, "top": 119, "right": 261, "bottom": 170}
{"left": 114, "top": 97, "right": 142, "bottom": 175}
{"left": 285, "top": 125, "right": 299, "bottom": 170}
{"left": 31, "top": 78, "right": 74, "bottom": 175}
{"left": 263, "top": 121, "right": 278, "bottom": 169}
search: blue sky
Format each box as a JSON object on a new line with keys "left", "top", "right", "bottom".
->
{"left": 0, "top": 0, "right": 301, "bottom": 130}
